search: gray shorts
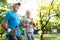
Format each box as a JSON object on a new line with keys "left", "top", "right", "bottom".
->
{"left": 24, "top": 31, "right": 34, "bottom": 40}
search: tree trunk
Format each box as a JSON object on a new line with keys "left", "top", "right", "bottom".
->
{"left": 42, "top": 27, "right": 45, "bottom": 34}
{"left": 40, "top": 31, "right": 44, "bottom": 40}
{"left": 40, "top": 27, "right": 44, "bottom": 40}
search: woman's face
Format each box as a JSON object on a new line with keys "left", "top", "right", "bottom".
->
{"left": 26, "top": 11, "right": 31, "bottom": 18}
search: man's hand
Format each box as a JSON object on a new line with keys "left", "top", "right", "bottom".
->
{"left": 11, "top": 29, "right": 16, "bottom": 37}
{"left": 11, "top": 26, "right": 18, "bottom": 37}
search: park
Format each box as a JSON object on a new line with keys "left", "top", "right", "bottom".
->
{"left": 0, "top": 0, "right": 60, "bottom": 40}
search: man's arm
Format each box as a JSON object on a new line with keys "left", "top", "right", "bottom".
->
{"left": 2, "top": 20, "right": 12, "bottom": 33}
{"left": 2, "top": 20, "right": 8, "bottom": 31}
{"left": 2, "top": 20, "right": 17, "bottom": 36}
{"left": 2, "top": 12, "right": 12, "bottom": 32}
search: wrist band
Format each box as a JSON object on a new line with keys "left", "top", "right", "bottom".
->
{"left": 7, "top": 28, "right": 11, "bottom": 32}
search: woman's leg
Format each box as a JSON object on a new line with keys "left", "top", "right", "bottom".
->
{"left": 31, "top": 33, "right": 34, "bottom": 40}
{"left": 27, "top": 33, "right": 31, "bottom": 40}
{"left": 17, "top": 35, "right": 23, "bottom": 40}
{"left": 24, "top": 30, "right": 28, "bottom": 40}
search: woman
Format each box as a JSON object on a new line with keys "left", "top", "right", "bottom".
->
{"left": 22, "top": 10, "right": 37, "bottom": 40}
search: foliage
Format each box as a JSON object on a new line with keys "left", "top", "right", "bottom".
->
{"left": 0, "top": 24, "right": 6, "bottom": 37}
{"left": 37, "top": 0, "right": 60, "bottom": 32}
{"left": 0, "top": 0, "right": 12, "bottom": 23}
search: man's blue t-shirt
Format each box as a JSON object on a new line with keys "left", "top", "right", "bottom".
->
{"left": 4, "top": 11, "right": 21, "bottom": 36}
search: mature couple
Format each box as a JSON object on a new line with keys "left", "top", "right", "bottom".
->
{"left": 2, "top": 2, "right": 37, "bottom": 40}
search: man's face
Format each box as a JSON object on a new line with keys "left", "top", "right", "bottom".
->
{"left": 12, "top": 4, "right": 20, "bottom": 11}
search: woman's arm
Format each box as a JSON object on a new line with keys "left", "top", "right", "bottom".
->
{"left": 21, "top": 21, "right": 26, "bottom": 28}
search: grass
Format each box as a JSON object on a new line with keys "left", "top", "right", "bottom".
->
{"left": 44, "top": 37, "right": 60, "bottom": 40}
{"left": 0, "top": 37, "right": 7, "bottom": 40}
{"left": 0, "top": 35, "right": 39, "bottom": 40}
{"left": 0, "top": 34, "right": 60, "bottom": 40}
{"left": 1, "top": 37, "right": 60, "bottom": 40}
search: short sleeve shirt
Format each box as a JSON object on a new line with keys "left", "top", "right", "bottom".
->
{"left": 4, "top": 11, "right": 21, "bottom": 36}
{"left": 23, "top": 18, "right": 34, "bottom": 32}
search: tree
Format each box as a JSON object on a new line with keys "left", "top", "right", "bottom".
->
{"left": 37, "top": 0, "right": 60, "bottom": 40}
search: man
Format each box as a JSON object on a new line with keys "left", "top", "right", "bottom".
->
{"left": 22, "top": 10, "right": 36, "bottom": 40}
{"left": 2, "top": 2, "right": 22, "bottom": 40}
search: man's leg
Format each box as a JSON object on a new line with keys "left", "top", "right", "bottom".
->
{"left": 17, "top": 35, "right": 23, "bottom": 40}
{"left": 7, "top": 35, "right": 17, "bottom": 40}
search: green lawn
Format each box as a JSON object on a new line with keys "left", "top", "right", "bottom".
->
{"left": 0, "top": 37, "right": 7, "bottom": 40}
{"left": 0, "top": 35, "right": 39, "bottom": 40}
{"left": 44, "top": 37, "right": 60, "bottom": 40}
{"left": 0, "top": 34, "right": 60, "bottom": 40}
{"left": 1, "top": 37, "right": 60, "bottom": 40}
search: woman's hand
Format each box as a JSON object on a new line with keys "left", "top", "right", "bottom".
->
{"left": 21, "top": 21, "right": 26, "bottom": 28}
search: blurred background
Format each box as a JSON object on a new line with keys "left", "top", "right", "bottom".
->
{"left": 0, "top": 0, "right": 60, "bottom": 40}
